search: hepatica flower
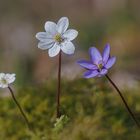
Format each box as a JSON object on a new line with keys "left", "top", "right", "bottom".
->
{"left": 36, "top": 17, "right": 78, "bottom": 118}
{"left": 0, "top": 73, "right": 32, "bottom": 130}
{"left": 36, "top": 17, "right": 78, "bottom": 57}
{"left": 0, "top": 73, "right": 16, "bottom": 88}
{"left": 77, "top": 44, "right": 116, "bottom": 78}
{"left": 77, "top": 44, "right": 140, "bottom": 127}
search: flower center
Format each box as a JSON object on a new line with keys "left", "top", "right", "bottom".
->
{"left": 0, "top": 78, "right": 7, "bottom": 84}
{"left": 54, "top": 34, "right": 64, "bottom": 43}
{"left": 97, "top": 63, "right": 103, "bottom": 71}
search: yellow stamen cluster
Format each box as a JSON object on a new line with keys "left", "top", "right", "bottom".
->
{"left": 1, "top": 78, "right": 7, "bottom": 84}
{"left": 98, "top": 63, "right": 103, "bottom": 71}
{"left": 54, "top": 34, "right": 63, "bottom": 43}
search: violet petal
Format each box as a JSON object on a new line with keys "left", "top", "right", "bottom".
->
{"left": 89, "top": 47, "right": 102, "bottom": 65}
{"left": 100, "top": 68, "right": 108, "bottom": 75}
{"left": 102, "top": 43, "right": 110, "bottom": 64}
{"left": 105, "top": 56, "right": 116, "bottom": 69}
{"left": 77, "top": 60, "right": 98, "bottom": 70}
{"left": 83, "top": 70, "right": 99, "bottom": 78}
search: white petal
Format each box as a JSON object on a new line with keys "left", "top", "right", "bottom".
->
{"left": 5, "top": 73, "right": 16, "bottom": 84}
{"left": 63, "top": 29, "right": 78, "bottom": 41}
{"left": 44, "top": 21, "right": 57, "bottom": 36}
{"left": 9, "top": 74, "right": 16, "bottom": 83}
{"left": 57, "top": 17, "right": 69, "bottom": 34}
{"left": 36, "top": 32, "right": 53, "bottom": 41}
{"left": 48, "top": 43, "right": 61, "bottom": 57}
{"left": 8, "top": 77, "right": 16, "bottom": 84}
{"left": 1, "top": 84, "right": 8, "bottom": 88}
{"left": 61, "top": 41, "right": 75, "bottom": 55}
{"left": 0, "top": 73, "right": 5, "bottom": 79}
{"left": 38, "top": 41, "right": 54, "bottom": 50}
{"left": 7, "top": 73, "right": 16, "bottom": 78}
{"left": 12, "top": 73, "right": 16, "bottom": 77}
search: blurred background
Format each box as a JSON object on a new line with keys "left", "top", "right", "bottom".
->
{"left": 0, "top": 0, "right": 140, "bottom": 87}
{"left": 0, "top": 0, "right": 140, "bottom": 139}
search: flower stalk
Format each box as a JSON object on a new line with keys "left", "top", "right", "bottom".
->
{"left": 57, "top": 51, "right": 62, "bottom": 118}
{"left": 105, "top": 74, "right": 140, "bottom": 128}
{"left": 8, "top": 86, "right": 33, "bottom": 130}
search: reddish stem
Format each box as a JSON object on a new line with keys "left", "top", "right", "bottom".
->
{"left": 105, "top": 74, "right": 140, "bottom": 128}
{"left": 8, "top": 86, "right": 33, "bottom": 131}
{"left": 57, "top": 51, "right": 62, "bottom": 118}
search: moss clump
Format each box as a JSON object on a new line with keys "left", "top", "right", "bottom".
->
{"left": 0, "top": 78, "right": 140, "bottom": 140}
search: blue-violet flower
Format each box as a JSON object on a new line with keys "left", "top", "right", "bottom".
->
{"left": 77, "top": 44, "right": 116, "bottom": 78}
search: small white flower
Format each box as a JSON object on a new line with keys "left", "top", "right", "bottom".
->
{"left": 36, "top": 17, "right": 78, "bottom": 57}
{"left": 0, "top": 73, "right": 16, "bottom": 88}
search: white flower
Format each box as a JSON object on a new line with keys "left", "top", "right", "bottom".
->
{"left": 36, "top": 17, "right": 78, "bottom": 57}
{"left": 0, "top": 73, "right": 16, "bottom": 88}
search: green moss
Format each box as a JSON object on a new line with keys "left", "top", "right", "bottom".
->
{"left": 0, "top": 78, "right": 139, "bottom": 139}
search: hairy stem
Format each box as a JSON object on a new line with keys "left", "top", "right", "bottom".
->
{"left": 8, "top": 86, "right": 33, "bottom": 131}
{"left": 57, "top": 51, "right": 62, "bottom": 118}
{"left": 105, "top": 74, "right": 140, "bottom": 128}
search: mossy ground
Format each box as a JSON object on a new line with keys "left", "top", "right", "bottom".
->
{"left": 0, "top": 78, "right": 140, "bottom": 140}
